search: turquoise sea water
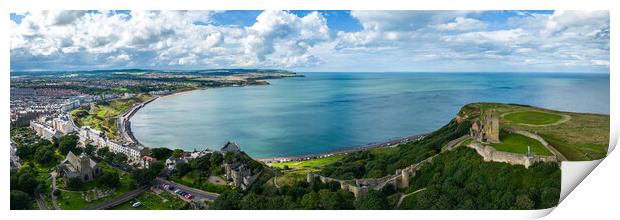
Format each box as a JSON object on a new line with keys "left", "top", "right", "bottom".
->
{"left": 130, "top": 72, "right": 610, "bottom": 157}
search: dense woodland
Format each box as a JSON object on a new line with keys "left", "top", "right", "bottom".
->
{"left": 320, "top": 119, "right": 472, "bottom": 179}
{"left": 399, "top": 147, "right": 561, "bottom": 209}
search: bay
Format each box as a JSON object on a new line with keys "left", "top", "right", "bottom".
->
{"left": 129, "top": 72, "right": 610, "bottom": 157}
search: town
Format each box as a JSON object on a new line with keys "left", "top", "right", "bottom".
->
{"left": 10, "top": 69, "right": 296, "bottom": 210}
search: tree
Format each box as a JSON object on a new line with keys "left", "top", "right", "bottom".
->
{"left": 149, "top": 148, "right": 173, "bottom": 160}
{"left": 354, "top": 190, "right": 388, "bottom": 210}
{"left": 96, "top": 147, "right": 109, "bottom": 158}
{"left": 99, "top": 170, "right": 120, "bottom": 188}
{"left": 516, "top": 194, "right": 535, "bottom": 209}
{"left": 300, "top": 191, "right": 320, "bottom": 209}
{"left": 16, "top": 145, "right": 33, "bottom": 160}
{"left": 175, "top": 162, "right": 191, "bottom": 176}
{"left": 210, "top": 152, "right": 223, "bottom": 166}
{"left": 34, "top": 147, "right": 55, "bottom": 165}
{"left": 10, "top": 190, "right": 32, "bottom": 210}
{"left": 66, "top": 177, "right": 82, "bottom": 190}
{"left": 17, "top": 173, "right": 39, "bottom": 195}
{"left": 172, "top": 149, "right": 184, "bottom": 158}
{"left": 211, "top": 191, "right": 243, "bottom": 209}
{"left": 104, "top": 151, "right": 116, "bottom": 162}
{"left": 84, "top": 144, "right": 95, "bottom": 156}
{"left": 58, "top": 135, "right": 79, "bottom": 155}
{"left": 113, "top": 153, "right": 128, "bottom": 164}
{"left": 131, "top": 168, "right": 156, "bottom": 186}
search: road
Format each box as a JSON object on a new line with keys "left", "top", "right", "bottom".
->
{"left": 155, "top": 178, "right": 220, "bottom": 202}
{"left": 50, "top": 171, "right": 60, "bottom": 209}
{"left": 10, "top": 139, "right": 22, "bottom": 169}
{"left": 83, "top": 186, "right": 148, "bottom": 210}
{"left": 34, "top": 191, "right": 48, "bottom": 210}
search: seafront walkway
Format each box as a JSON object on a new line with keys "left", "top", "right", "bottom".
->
{"left": 258, "top": 133, "right": 426, "bottom": 163}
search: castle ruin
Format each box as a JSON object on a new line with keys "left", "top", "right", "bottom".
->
{"left": 470, "top": 110, "right": 500, "bottom": 143}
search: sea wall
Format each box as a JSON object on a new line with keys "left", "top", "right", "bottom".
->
{"left": 466, "top": 142, "right": 557, "bottom": 168}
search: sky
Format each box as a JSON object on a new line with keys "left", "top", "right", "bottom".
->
{"left": 9, "top": 10, "right": 610, "bottom": 73}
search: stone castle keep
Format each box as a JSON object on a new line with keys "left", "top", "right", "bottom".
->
{"left": 470, "top": 110, "right": 500, "bottom": 143}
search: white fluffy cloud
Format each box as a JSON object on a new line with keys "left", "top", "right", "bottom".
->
{"left": 10, "top": 10, "right": 610, "bottom": 72}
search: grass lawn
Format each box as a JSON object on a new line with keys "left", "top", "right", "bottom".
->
{"left": 503, "top": 111, "right": 564, "bottom": 125}
{"left": 268, "top": 154, "right": 345, "bottom": 169}
{"left": 462, "top": 103, "right": 609, "bottom": 160}
{"left": 170, "top": 172, "right": 231, "bottom": 193}
{"left": 111, "top": 191, "right": 188, "bottom": 210}
{"left": 267, "top": 154, "right": 347, "bottom": 186}
{"left": 490, "top": 131, "right": 552, "bottom": 156}
{"left": 70, "top": 94, "right": 151, "bottom": 140}
{"left": 57, "top": 170, "right": 134, "bottom": 210}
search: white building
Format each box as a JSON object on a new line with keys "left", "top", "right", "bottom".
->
{"left": 30, "top": 121, "right": 61, "bottom": 141}
{"left": 52, "top": 115, "right": 74, "bottom": 134}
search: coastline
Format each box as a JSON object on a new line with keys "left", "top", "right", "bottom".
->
{"left": 256, "top": 133, "right": 426, "bottom": 163}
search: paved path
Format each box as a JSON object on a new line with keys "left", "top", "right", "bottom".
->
{"left": 34, "top": 191, "right": 49, "bottom": 210}
{"left": 395, "top": 188, "right": 427, "bottom": 209}
{"left": 155, "top": 178, "right": 219, "bottom": 202}
{"left": 83, "top": 186, "right": 148, "bottom": 210}
{"left": 50, "top": 171, "right": 60, "bottom": 210}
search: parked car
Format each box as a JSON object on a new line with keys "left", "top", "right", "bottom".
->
{"left": 174, "top": 189, "right": 181, "bottom": 194}
{"left": 167, "top": 185, "right": 175, "bottom": 190}
{"left": 185, "top": 194, "right": 194, "bottom": 199}
{"left": 132, "top": 201, "right": 142, "bottom": 208}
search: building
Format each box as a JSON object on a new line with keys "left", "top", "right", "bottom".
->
{"left": 30, "top": 121, "right": 61, "bottom": 141}
{"left": 52, "top": 114, "right": 74, "bottom": 134}
{"left": 224, "top": 161, "right": 257, "bottom": 190}
{"left": 107, "top": 142, "right": 148, "bottom": 162}
{"left": 57, "top": 151, "right": 101, "bottom": 182}
{"left": 165, "top": 156, "right": 186, "bottom": 171}
{"left": 139, "top": 156, "right": 156, "bottom": 169}
{"left": 221, "top": 141, "right": 241, "bottom": 153}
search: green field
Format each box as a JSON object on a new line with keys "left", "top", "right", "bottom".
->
{"left": 462, "top": 103, "right": 609, "bottom": 160}
{"left": 56, "top": 166, "right": 134, "bottom": 210}
{"left": 111, "top": 191, "right": 188, "bottom": 210}
{"left": 269, "top": 154, "right": 345, "bottom": 169}
{"left": 490, "top": 131, "right": 553, "bottom": 156}
{"left": 503, "top": 111, "right": 564, "bottom": 125}
{"left": 268, "top": 154, "right": 346, "bottom": 186}
{"left": 71, "top": 94, "right": 151, "bottom": 139}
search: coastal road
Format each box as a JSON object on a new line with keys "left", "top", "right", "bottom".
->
{"left": 83, "top": 186, "right": 148, "bottom": 210}
{"left": 155, "top": 178, "right": 220, "bottom": 202}
{"left": 117, "top": 97, "right": 158, "bottom": 144}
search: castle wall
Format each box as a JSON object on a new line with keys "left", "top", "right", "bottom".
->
{"left": 466, "top": 142, "right": 557, "bottom": 168}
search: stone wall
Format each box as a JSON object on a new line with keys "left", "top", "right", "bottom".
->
{"left": 466, "top": 142, "right": 557, "bottom": 168}
{"left": 307, "top": 135, "right": 470, "bottom": 198}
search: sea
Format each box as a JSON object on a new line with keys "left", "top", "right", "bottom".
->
{"left": 129, "top": 72, "right": 610, "bottom": 157}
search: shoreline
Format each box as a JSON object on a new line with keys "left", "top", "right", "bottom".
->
{"left": 256, "top": 133, "right": 426, "bottom": 163}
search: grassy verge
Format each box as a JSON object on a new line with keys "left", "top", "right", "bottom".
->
{"left": 503, "top": 111, "right": 563, "bottom": 125}
{"left": 490, "top": 131, "right": 553, "bottom": 156}
{"left": 111, "top": 191, "right": 188, "bottom": 210}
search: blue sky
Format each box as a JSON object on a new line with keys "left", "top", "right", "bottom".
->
{"left": 10, "top": 10, "right": 609, "bottom": 72}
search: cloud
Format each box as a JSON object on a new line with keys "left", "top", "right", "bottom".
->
{"left": 240, "top": 11, "right": 330, "bottom": 67}
{"left": 433, "top": 17, "right": 487, "bottom": 31}
{"left": 10, "top": 10, "right": 610, "bottom": 72}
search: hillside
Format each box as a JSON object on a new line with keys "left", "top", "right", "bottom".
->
{"left": 458, "top": 103, "right": 609, "bottom": 161}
